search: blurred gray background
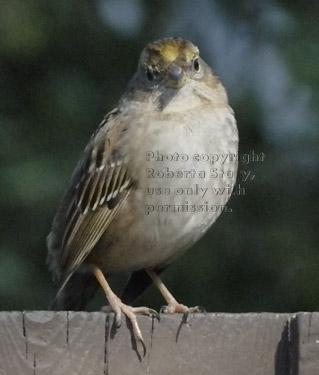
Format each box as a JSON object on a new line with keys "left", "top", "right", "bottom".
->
{"left": 0, "top": 0, "right": 318, "bottom": 312}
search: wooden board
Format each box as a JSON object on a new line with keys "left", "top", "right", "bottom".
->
{"left": 0, "top": 312, "right": 318, "bottom": 374}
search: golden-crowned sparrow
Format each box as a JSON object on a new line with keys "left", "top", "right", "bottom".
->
{"left": 47, "top": 37, "right": 238, "bottom": 353}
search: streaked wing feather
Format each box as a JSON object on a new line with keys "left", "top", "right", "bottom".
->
{"left": 55, "top": 108, "right": 131, "bottom": 282}
{"left": 63, "top": 190, "right": 129, "bottom": 273}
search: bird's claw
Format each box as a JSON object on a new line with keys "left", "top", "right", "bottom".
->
{"left": 160, "top": 302, "right": 205, "bottom": 314}
{"left": 101, "top": 303, "right": 158, "bottom": 356}
{"left": 188, "top": 305, "right": 206, "bottom": 313}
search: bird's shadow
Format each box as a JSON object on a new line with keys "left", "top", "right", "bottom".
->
{"left": 106, "top": 312, "right": 194, "bottom": 361}
{"left": 107, "top": 313, "right": 144, "bottom": 361}
{"left": 175, "top": 312, "right": 189, "bottom": 342}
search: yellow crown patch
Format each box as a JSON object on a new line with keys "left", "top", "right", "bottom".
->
{"left": 141, "top": 38, "right": 199, "bottom": 67}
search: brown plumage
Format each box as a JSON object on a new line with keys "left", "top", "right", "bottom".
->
{"left": 47, "top": 37, "right": 238, "bottom": 354}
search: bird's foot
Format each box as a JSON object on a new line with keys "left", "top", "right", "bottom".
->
{"left": 160, "top": 301, "right": 205, "bottom": 314}
{"left": 101, "top": 297, "right": 159, "bottom": 356}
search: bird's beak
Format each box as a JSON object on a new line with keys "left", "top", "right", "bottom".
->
{"left": 166, "top": 64, "right": 186, "bottom": 88}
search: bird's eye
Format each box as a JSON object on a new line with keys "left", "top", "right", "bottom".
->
{"left": 193, "top": 58, "right": 200, "bottom": 72}
{"left": 146, "top": 68, "right": 154, "bottom": 82}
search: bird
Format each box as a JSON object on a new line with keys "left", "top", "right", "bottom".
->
{"left": 47, "top": 37, "right": 238, "bottom": 354}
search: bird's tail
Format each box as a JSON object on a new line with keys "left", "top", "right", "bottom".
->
{"left": 49, "top": 271, "right": 99, "bottom": 311}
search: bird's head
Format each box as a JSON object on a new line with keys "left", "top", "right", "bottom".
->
{"left": 123, "top": 37, "right": 225, "bottom": 111}
{"left": 139, "top": 37, "right": 203, "bottom": 89}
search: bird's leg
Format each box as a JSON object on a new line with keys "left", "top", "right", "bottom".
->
{"left": 92, "top": 266, "right": 158, "bottom": 356}
{"left": 146, "top": 269, "right": 203, "bottom": 314}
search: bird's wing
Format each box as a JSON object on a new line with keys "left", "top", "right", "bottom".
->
{"left": 48, "top": 108, "right": 131, "bottom": 288}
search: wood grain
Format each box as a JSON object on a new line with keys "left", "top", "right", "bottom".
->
{"left": 0, "top": 312, "right": 318, "bottom": 375}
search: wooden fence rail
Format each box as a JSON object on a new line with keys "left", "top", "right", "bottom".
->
{"left": 0, "top": 311, "right": 318, "bottom": 375}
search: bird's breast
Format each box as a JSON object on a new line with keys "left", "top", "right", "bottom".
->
{"left": 92, "top": 104, "right": 238, "bottom": 272}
